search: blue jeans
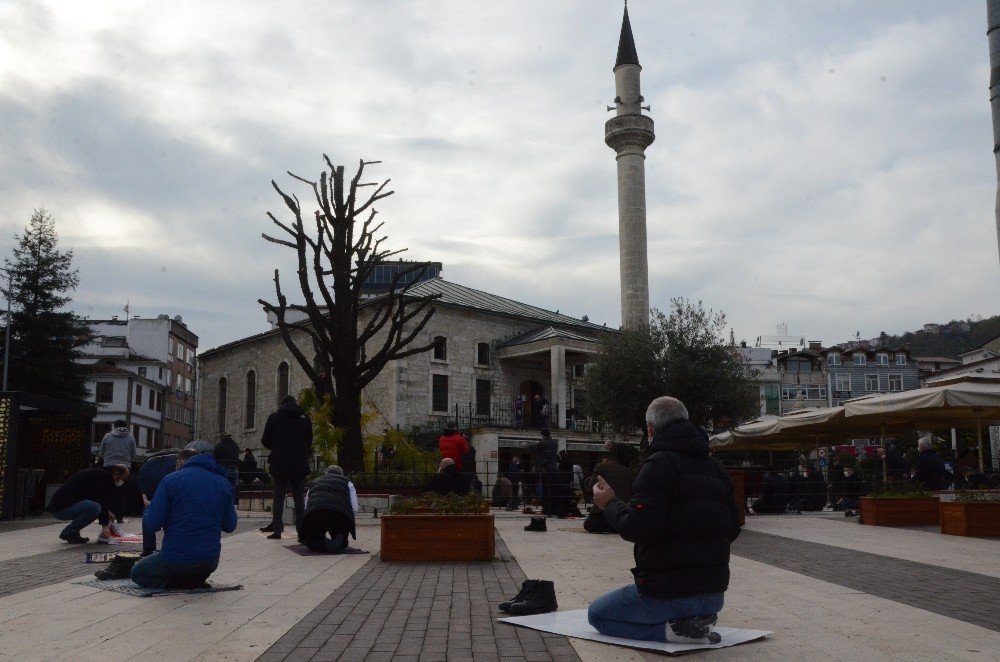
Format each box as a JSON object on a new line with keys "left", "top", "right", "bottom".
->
{"left": 130, "top": 552, "right": 219, "bottom": 589}
{"left": 51, "top": 500, "right": 101, "bottom": 538}
{"left": 588, "top": 584, "right": 724, "bottom": 642}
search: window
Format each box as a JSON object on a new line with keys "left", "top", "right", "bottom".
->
{"left": 895, "top": 353, "right": 907, "bottom": 366}
{"left": 95, "top": 382, "right": 114, "bottom": 403}
{"left": 835, "top": 374, "right": 851, "bottom": 391}
{"left": 155, "top": 392, "right": 162, "bottom": 412}
{"left": 781, "top": 385, "right": 828, "bottom": 400}
{"left": 878, "top": 374, "right": 889, "bottom": 391}
{"left": 573, "top": 364, "right": 586, "bottom": 378}
{"left": 133, "top": 424, "right": 140, "bottom": 440}
{"left": 827, "top": 353, "right": 841, "bottom": 367}
{"left": 158, "top": 366, "right": 164, "bottom": 379}
{"left": 277, "top": 361, "right": 290, "bottom": 404}
{"left": 852, "top": 354, "right": 866, "bottom": 366}
{"left": 218, "top": 378, "right": 228, "bottom": 433}
{"left": 245, "top": 371, "right": 256, "bottom": 428}
{"left": 135, "top": 384, "right": 142, "bottom": 406}
{"left": 888, "top": 374, "right": 902, "bottom": 391}
{"left": 184, "top": 377, "right": 192, "bottom": 393}
{"left": 138, "top": 366, "right": 147, "bottom": 378}
{"left": 431, "top": 374, "right": 449, "bottom": 412}
{"left": 475, "top": 379, "right": 491, "bottom": 416}
{"left": 148, "top": 389, "right": 155, "bottom": 409}
{"left": 433, "top": 336, "right": 447, "bottom": 361}
{"left": 476, "top": 342, "right": 490, "bottom": 366}
{"left": 865, "top": 374, "right": 878, "bottom": 392}
{"left": 876, "top": 353, "right": 889, "bottom": 367}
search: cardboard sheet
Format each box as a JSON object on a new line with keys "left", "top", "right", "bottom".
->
{"left": 499, "top": 609, "right": 771, "bottom": 655}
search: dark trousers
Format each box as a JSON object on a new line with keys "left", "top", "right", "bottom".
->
{"left": 508, "top": 482, "right": 520, "bottom": 509}
{"left": 271, "top": 475, "right": 305, "bottom": 535}
{"left": 583, "top": 509, "right": 615, "bottom": 533}
{"left": 540, "top": 472, "right": 554, "bottom": 516}
{"left": 305, "top": 533, "right": 347, "bottom": 554}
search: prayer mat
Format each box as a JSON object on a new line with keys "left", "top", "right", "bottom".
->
{"left": 557, "top": 527, "right": 590, "bottom": 533}
{"left": 284, "top": 544, "right": 369, "bottom": 556}
{"left": 85, "top": 551, "right": 122, "bottom": 563}
{"left": 499, "top": 609, "right": 770, "bottom": 655}
{"left": 109, "top": 532, "right": 144, "bottom": 543}
{"left": 75, "top": 578, "right": 243, "bottom": 597}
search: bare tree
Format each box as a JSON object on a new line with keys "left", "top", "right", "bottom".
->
{"left": 259, "top": 156, "right": 440, "bottom": 471}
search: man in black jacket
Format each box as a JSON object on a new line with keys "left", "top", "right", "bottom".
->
{"left": 912, "top": 435, "right": 949, "bottom": 491}
{"left": 425, "top": 458, "right": 471, "bottom": 496}
{"left": 522, "top": 428, "right": 559, "bottom": 515}
{"left": 46, "top": 465, "right": 130, "bottom": 544}
{"left": 299, "top": 466, "right": 357, "bottom": 553}
{"left": 588, "top": 396, "right": 740, "bottom": 645}
{"left": 261, "top": 395, "right": 313, "bottom": 539}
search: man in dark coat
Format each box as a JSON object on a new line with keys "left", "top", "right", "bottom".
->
{"left": 506, "top": 457, "right": 522, "bottom": 511}
{"left": 214, "top": 433, "right": 241, "bottom": 501}
{"left": 912, "top": 435, "right": 948, "bottom": 491}
{"left": 588, "top": 396, "right": 739, "bottom": 645}
{"left": 425, "top": 458, "right": 471, "bottom": 496}
{"left": 884, "top": 443, "right": 908, "bottom": 481}
{"left": 751, "top": 467, "right": 785, "bottom": 514}
{"left": 522, "top": 428, "right": 559, "bottom": 515}
{"left": 261, "top": 395, "right": 313, "bottom": 539}
{"left": 46, "top": 465, "right": 130, "bottom": 544}
{"left": 299, "top": 466, "right": 357, "bottom": 553}
{"left": 584, "top": 455, "right": 634, "bottom": 533}
{"left": 833, "top": 466, "right": 866, "bottom": 510}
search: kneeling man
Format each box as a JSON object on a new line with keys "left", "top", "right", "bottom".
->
{"left": 589, "top": 396, "right": 740, "bottom": 644}
{"left": 298, "top": 466, "right": 357, "bottom": 553}
{"left": 131, "top": 449, "right": 237, "bottom": 588}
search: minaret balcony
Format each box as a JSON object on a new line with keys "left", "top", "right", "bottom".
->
{"left": 605, "top": 114, "right": 655, "bottom": 151}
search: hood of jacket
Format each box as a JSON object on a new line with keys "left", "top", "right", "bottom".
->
{"left": 278, "top": 401, "right": 307, "bottom": 418}
{"left": 648, "top": 419, "right": 710, "bottom": 458}
{"left": 111, "top": 428, "right": 131, "bottom": 437}
{"left": 183, "top": 453, "right": 228, "bottom": 478}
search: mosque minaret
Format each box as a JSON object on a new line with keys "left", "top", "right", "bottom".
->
{"left": 605, "top": 3, "right": 655, "bottom": 330}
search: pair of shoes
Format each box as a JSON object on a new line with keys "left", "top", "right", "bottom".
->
{"left": 94, "top": 552, "right": 141, "bottom": 581}
{"left": 259, "top": 524, "right": 275, "bottom": 533}
{"left": 524, "top": 517, "right": 547, "bottom": 532}
{"left": 266, "top": 532, "right": 282, "bottom": 540}
{"left": 844, "top": 510, "right": 856, "bottom": 517}
{"left": 109, "top": 522, "right": 126, "bottom": 537}
{"left": 522, "top": 507, "right": 534, "bottom": 515}
{"left": 665, "top": 614, "right": 721, "bottom": 644}
{"left": 499, "top": 580, "right": 558, "bottom": 615}
{"left": 95, "top": 535, "right": 120, "bottom": 545}
{"left": 59, "top": 533, "right": 89, "bottom": 544}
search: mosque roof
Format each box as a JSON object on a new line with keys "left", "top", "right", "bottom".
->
{"left": 497, "top": 326, "right": 600, "bottom": 349}
{"left": 615, "top": 5, "right": 640, "bottom": 68}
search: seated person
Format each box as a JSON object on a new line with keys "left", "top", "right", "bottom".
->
{"left": 800, "top": 466, "right": 827, "bottom": 511}
{"left": 833, "top": 467, "right": 865, "bottom": 511}
{"left": 137, "top": 449, "right": 181, "bottom": 556}
{"left": 130, "top": 451, "right": 237, "bottom": 589}
{"left": 299, "top": 465, "right": 357, "bottom": 553}
{"left": 584, "top": 454, "right": 633, "bottom": 533}
{"left": 750, "top": 467, "right": 786, "bottom": 514}
{"left": 46, "top": 465, "right": 130, "bottom": 544}
{"left": 491, "top": 475, "right": 513, "bottom": 508}
{"left": 425, "top": 458, "right": 471, "bottom": 496}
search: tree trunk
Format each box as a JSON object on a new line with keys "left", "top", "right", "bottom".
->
{"left": 989, "top": 0, "right": 1000, "bottom": 264}
{"left": 334, "top": 388, "right": 364, "bottom": 472}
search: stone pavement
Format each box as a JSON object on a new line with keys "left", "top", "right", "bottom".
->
{"left": 1, "top": 510, "right": 999, "bottom": 660}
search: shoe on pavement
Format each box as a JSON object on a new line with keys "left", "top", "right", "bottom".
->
{"left": 259, "top": 524, "right": 275, "bottom": 532}
{"left": 59, "top": 533, "right": 89, "bottom": 544}
{"left": 95, "top": 535, "right": 120, "bottom": 545}
{"left": 266, "top": 532, "right": 282, "bottom": 540}
{"left": 500, "top": 580, "right": 539, "bottom": 613}
{"left": 665, "top": 615, "right": 721, "bottom": 644}
{"left": 505, "top": 580, "right": 558, "bottom": 615}
{"left": 524, "top": 517, "right": 547, "bottom": 532}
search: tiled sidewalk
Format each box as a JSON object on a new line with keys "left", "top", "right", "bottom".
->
{"left": 259, "top": 537, "right": 580, "bottom": 662}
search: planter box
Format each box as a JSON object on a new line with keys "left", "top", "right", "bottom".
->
{"left": 860, "top": 497, "right": 939, "bottom": 526}
{"left": 940, "top": 501, "right": 1000, "bottom": 537}
{"left": 380, "top": 514, "right": 495, "bottom": 562}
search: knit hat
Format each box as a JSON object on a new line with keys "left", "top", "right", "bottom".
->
{"left": 326, "top": 465, "right": 344, "bottom": 475}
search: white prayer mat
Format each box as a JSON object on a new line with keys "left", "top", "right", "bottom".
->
{"left": 75, "top": 578, "right": 243, "bottom": 597}
{"left": 499, "top": 609, "right": 771, "bottom": 655}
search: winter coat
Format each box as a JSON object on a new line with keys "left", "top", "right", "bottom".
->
{"left": 138, "top": 450, "right": 179, "bottom": 499}
{"left": 438, "top": 432, "right": 470, "bottom": 470}
{"left": 837, "top": 473, "right": 866, "bottom": 499}
{"left": 46, "top": 468, "right": 117, "bottom": 525}
{"left": 99, "top": 429, "right": 136, "bottom": 468}
{"left": 425, "top": 465, "right": 471, "bottom": 496}
{"left": 143, "top": 454, "right": 238, "bottom": 564}
{"left": 214, "top": 436, "right": 241, "bottom": 468}
{"left": 261, "top": 401, "right": 313, "bottom": 478}
{"left": 524, "top": 437, "right": 558, "bottom": 472}
{"left": 593, "top": 460, "right": 634, "bottom": 502}
{"left": 506, "top": 460, "right": 522, "bottom": 485}
{"left": 602, "top": 419, "right": 740, "bottom": 599}
{"left": 301, "top": 472, "right": 356, "bottom": 541}
{"left": 913, "top": 450, "right": 948, "bottom": 491}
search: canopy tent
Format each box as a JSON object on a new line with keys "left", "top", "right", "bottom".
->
{"left": 709, "top": 409, "right": 861, "bottom": 452}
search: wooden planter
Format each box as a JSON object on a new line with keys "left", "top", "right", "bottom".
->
{"left": 860, "top": 497, "right": 939, "bottom": 526}
{"left": 380, "top": 514, "right": 495, "bottom": 562}
{"left": 940, "top": 501, "right": 1000, "bottom": 537}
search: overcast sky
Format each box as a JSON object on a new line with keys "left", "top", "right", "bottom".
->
{"left": 1, "top": 0, "right": 997, "bottom": 352}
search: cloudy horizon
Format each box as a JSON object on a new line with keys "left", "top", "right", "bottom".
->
{"left": 1, "top": 0, "right": 997, "bottom": 352}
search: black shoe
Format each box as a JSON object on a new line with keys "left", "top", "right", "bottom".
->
{"left": 506, "top": 580, "right": 557, "bottom": 615}
{"left": 666, "top": 615, "right": 721, "bottom": 644}
{"left": 845, "top": 510, "right": 856, "bottom": 518}
{"left": 60, "top": 533, "right": 89, "bottom": 544}
{"left": 259, "top": 524, "right": 275, "bottom": 532}
{"left": 500, "top": 580, "right": 539, "bottom": 613}
{"left": 524, "top": 517, "right": 547, "bottom": 532}
{"left": 94, "top": 552, "right": 141, "bottom": 581}
{"left": 266, "top": 532, "right": 282, "bottom": 539}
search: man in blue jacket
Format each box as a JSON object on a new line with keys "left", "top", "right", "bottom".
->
{"left": 130, "top": 450, "right": 238, "bottom": 589}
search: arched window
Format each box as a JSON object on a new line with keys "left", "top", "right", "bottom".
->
{"left": 245, "top": 370, "right": 256, "bottom": 429}
{"left": 277, "top": 361, "right": 290, "bottom": 404}
{"left": 217, "top": 377, "right": 228, "bottom": 433}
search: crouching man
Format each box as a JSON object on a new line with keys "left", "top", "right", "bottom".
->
{"left": 588, "top": 396, "right": 740, "bottom": 645}
{"left": 131, "top": 449, "right": 237, "bottom": 589}
{"left": 298, "top": 466, "right": 357, "bottom": 553}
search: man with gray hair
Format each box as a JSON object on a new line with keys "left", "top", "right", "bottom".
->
{"left": 912, "top": 434, "right": 949, "bottom": 491}
{"left": 589, "top": 396, "right": 740, "bottom": 645}
{"left": 298, "top": 466, "right": 357, "bottom": 553}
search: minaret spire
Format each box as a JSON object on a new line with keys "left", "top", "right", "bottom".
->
{"left": 605, "top": 2, "right": 654, "bottom": 329}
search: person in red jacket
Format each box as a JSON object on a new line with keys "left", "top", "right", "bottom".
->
{"left": 438, "top": 423, "right": 470, "bottom": 471}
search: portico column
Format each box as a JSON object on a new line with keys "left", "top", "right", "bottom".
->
{"left": 550, "top": 345, "right": 567, "bottom": 430}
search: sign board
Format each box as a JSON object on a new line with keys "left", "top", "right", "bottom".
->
{"left": 490, "top": 450, "right": 498, "bottom": 459}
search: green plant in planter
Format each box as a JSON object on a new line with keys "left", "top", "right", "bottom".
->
{"left": 954, "top": 491, "right": 1000, "bottom": 503}
{"left": 867, "top": 482, "right": 932, "bottom": 499}
{"left": 388, "top": 492, "right": 490, "bottom": 515}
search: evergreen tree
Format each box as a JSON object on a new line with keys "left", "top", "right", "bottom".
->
{"left": 2, "top": 207, "right": 91, "bottom": 400}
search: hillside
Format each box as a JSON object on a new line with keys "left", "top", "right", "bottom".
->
{"left": 879, "top": 315, "right": 1000, "bottom": 359}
